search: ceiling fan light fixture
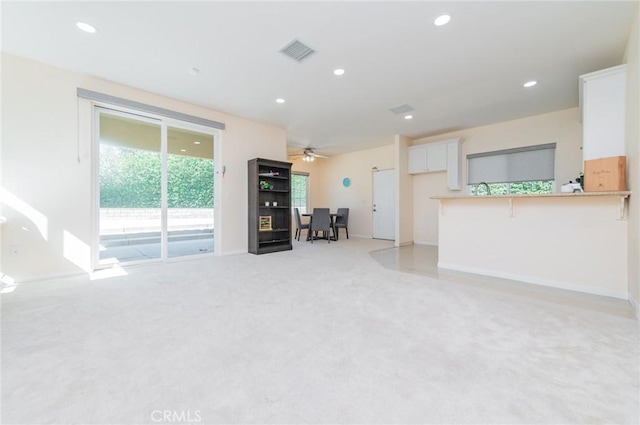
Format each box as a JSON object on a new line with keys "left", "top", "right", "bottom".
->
{"left": 301, "top": 149, "right": 316, "bottom": 162}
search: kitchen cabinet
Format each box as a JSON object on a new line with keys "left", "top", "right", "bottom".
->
{"left": 408, "top": 138, "right": 463, "bottom": 190}
{"left": 408, "top": 143, "right": 447, "bottom": 174}
{"left": 580, "top": 64, "right": 627, "bottom": 161}
{"left": 427, "top": 143, "right": 447, "bottom": 171}
{"left": 408, "top": 145, "right": 428, "bottom": 174}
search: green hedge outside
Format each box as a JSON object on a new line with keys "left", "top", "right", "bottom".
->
{"left": 100, "top": 145, "right": 214, "bottom": 208}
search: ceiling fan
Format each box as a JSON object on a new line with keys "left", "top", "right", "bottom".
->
{"left": 288, "top": 148, "right": 329, "bottom": 162}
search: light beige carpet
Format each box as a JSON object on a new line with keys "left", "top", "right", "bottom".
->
{"left": 2, "top": 238, "right": 638, "bottom": 424}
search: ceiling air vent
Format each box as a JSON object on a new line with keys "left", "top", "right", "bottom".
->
{"left": 389, "top": 104, "right": 414, "bottom": 115}
{"left": 280, "top": 39, "right": 316, "bottom": 62}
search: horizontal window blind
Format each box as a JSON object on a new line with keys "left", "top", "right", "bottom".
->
{"left": 77, "top": 88, "right": 225, "bottom": 130}
{"left": 467, "top": 143, "right": 555, "bottom": 185}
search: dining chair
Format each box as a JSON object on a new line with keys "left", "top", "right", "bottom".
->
{"left": 334, "top": 208, "right": 350, "bottom": 240}
{"left": 310, "top": 208, "right": 332, "bottom": 243}
{"left": 293, "top": 208, "right": 310, "bottom": 241}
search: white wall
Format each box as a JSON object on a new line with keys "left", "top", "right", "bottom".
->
{"left": 624, "top": 4, "right": 640, "bottom": 310}
{"left": 1, "top": 53, "right": 286, "bottom": 280}
{"left": 412, "top": 108, "right": 583, "bottom": 245}
{"left": 296, "top": 145, "right": 395, "bottom": 239}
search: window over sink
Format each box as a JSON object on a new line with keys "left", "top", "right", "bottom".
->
{"left": 467, "top": 143, "right": 555, "bottom": 195}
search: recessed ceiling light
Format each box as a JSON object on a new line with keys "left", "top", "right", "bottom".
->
{"left": 523, "top": 80, "right": 537, "bottom": 88}
{"left": 333, "top": 68, "right": 345, "bottom": 76}
{"left": 189, "top": 67, "right": 200, "bottom": 75}
{"left": 404, "top": 115, "right": 413, "bottom": 120}
{"left": 180, "top": 149, "right": 187, "bottom": 152}
{"left": 76, "top": 22, "right": 97, "bottom": 33}
{"left": 434, "top": 15, "right": 451, "bottom": 26}
{"left": 194, "top": 141, "right": 201, "bottom": 145}
{"left": 276, "top": 98, "right": 285, "bottom": 104}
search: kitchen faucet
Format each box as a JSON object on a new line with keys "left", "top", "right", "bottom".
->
{"left": 477, "top": 182, "right": 491, "bottom": 195}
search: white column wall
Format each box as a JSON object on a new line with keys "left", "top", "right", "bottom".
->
{"left": 395, "top": 135, "right": 413, "bottom": 246}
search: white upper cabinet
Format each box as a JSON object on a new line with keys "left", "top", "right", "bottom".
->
{"left": 408, "top": 142, "right": 448, "bottom": 174}
{"left": 426, "top": 143, "right": 447, "bottom": 171}
{"left": 408, "top": 138, "right": 463, "bottom": 190}
{"left": 580, "top": 65, "right": 627, "bottom": 161}
{"left": 408, "top": 144, "right": 428, "bottom": 174}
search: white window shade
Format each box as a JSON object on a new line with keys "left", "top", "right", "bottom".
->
{"left": 467, "top": 143, "right": 555, "bottom": 185}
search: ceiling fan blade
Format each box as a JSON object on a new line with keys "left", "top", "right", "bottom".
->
{"left": 313, "top": 153, "right": 329, "bottom": 158}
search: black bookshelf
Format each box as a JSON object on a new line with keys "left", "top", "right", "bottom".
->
{"left": 248, "top": 158, "right": 292, "bottom": 254}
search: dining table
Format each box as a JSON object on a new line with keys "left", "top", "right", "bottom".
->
{"left": 302, "top": 211, "right": 342, "bottom": 241}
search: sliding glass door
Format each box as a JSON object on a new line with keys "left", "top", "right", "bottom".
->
{"left": 95, "top": 107, "right": 215, "bottom": 267}
{"left": 98, "top": 110, "right": 162, "bottom": 264}
{"left": 166, "top": 126, "right": 214, "bottom": 258}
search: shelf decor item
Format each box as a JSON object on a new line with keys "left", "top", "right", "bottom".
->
{"left": 584, "top": 156, "right": 627, "bottom": 191}
{"left": 259, "top": 180, "right": 273, "bottom": 190}
{"left": 248, "top": 158, "right": 292, "bottom": 254}
{"left": 259, "top": 216, "right": 272, "bottom": 231}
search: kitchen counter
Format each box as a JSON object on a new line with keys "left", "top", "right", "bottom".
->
{"left": 432, "top": 191, "right": 630, "bottom": 199}
{"left": 432, "top": 191, "right": 630, "bottom": 219}
{"left": 433, "top": 191, "right": 630, "bottom": 299}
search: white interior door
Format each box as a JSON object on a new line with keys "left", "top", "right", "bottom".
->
{"left": 372, "top": 169, "right": 396, "bottom": 240}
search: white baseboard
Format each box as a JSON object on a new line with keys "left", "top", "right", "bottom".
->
{"left": 346, "top": 234, "right": 399, "bottom": 241}
{"left": 629, "top": 296, "right": 640, "bottom": 319}
{"left": 220, "top": 250, "right": 248, "bottom": 256}
{"left": 438, "top": 262, "right": 629, "bottom": 300}
{"left": 414, "top": 240, "right": 438, "bottom": 247}
{"left": 14, "top": 270, "right": 85, "bottom": 283}
{"left": 395, "top": 240, "right": 414, "bottom": 247}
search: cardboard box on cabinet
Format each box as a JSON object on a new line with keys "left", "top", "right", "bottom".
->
{"left": 584, "top": 156, "right": 627, "bottom": 192}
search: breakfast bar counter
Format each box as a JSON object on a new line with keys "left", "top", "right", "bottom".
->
{"left": 431, "top": 191, "right": 631, "bottom": 299}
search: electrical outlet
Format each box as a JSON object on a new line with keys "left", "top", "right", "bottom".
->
{"left": 10, "top": 246, "right": 20, "bottom": 256}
